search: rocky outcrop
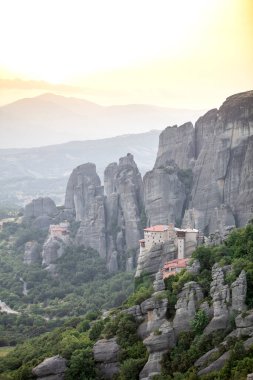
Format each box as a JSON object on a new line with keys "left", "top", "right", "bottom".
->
{"left": 42, "top": 225, "right": 71, "bottom": 266}
{"left": 64, "top": 163, "right": 107, "bottom": 258}
{"left": 197, "top": 351, "right": 230, "bottom": 376}
{"left": 24, "top": 241, "right": 41, "bottom": 265}
{"left": 42, "top": 238, "right": 65, "bottom": 266}
{"left": 190, "top": 91, "right": 253, "bottom": 233}
{"left": 104, "top": 153, "right": 143, "bottom": 266}
{"left": 196, "top": 334, "right": 253, "bottom": 376}
{"left": 135, "top": 240, "right": 176, "bottom": 278}
{"left": 204, "top": 265, "right": 247, "bottom": 334}
{"left": 139, "top": 295, "right": 175, "bottom": 380}
{"left": 23, "top": 196, "right": 74, "bottom": 232}
{"left": 204, "top": 264, "right": 230, "bottom": 334}
{"left": 153, "top": 271, "right": 165, "bottom": 292}
{"left": 173, "top": 281, "right": 204, "bottom": 335}
{"left": 143, "top": 91, "right": 253, "bottom": 235}
{"left": 24, "top": 197, "right": 58, "bottom": 230}
{"left": 93, "top": 338, "right": 120, "bottom": 379}
{"left": 231, "top": 270, "right": 247, "bottom": 312}
{"left": 154, "top": 122, "right": 195, "bottom": 170}
{"left": 32, "top": 355, "right": 66, "bottom": 380}
{"left": 24, "top": 197, "right": 58, "bottom": 219}
{"left": 64, "top": 154, "right": 143, "bottom": 270}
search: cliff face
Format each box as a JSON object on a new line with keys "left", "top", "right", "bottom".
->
{"left": 64, "top": 163, "right": 107, "bottom": 258}
{"left": 190, "top": 91, "right": 253, "bottom": 232}
{"left": 144, "top": 162, "right": 187, "bottom": 226}
{"left": 144, "top": 91, "right": 253, "bottom": 234}
{"left": 64, "top": 155, "right": 144, "bottom": 270}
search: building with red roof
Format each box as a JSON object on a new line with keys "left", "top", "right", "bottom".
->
{"left": 162, "top": 258, "right": 189, "bottom": 279}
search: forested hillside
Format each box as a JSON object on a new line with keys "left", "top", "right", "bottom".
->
{"left": 1, "top": 223, "right": 253, "bottom": 379}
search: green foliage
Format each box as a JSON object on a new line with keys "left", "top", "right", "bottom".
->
{"left": 88, "top": 320, "right": 104, "bottom": 341}
{"left": 125, "top": 274, "right": 153, "bottom": 307}
{"left": 1, "top": 222, "right": 253, "bottom": 380}
{"left": 65, "top": 347, "right": 97, "bottom": 380}
{"left": 118, "top": 357, "right": 147, "bottom": 380}
{"left": 0, "top": 224, "right": 134, "bottom": 344}
{"left": 191, "top": 309, "right": 209, "bottom": 334}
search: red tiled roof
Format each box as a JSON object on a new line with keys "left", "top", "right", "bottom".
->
{"left": 163, "top": 258, "right": 189, "bottom": 270}
{"left": 144, "top": 225, "right": 168, "bottom": 232}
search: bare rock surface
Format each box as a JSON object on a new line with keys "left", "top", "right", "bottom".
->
{"left": 231, "top": 270, "right": 247, "bottom": 312}
{"left": 173, "top": 281, "right": 203, "bottom": 335}
{"left": 204, "top": 264, "right": 230, "bottom": 334}
{"left": 135, "top": 240, "right": 176, "bottom": 278}
{"left": 64, "top": 154, "right": 143, "bottom": 269}
{"left": 93, "top": 338, "right": 120, "bottom": 379}
{"left": 144, "top": 161, "right": 186, "bottom": 226}
{"left": 197, "top": 351, "right": 231, "bottom": 376}
{"left": 24, "top": 241, "right": 41, "bottom": 265}
{"left": 144, "top": 90, "right": 253, "bottom": 234}
{"left": 32, "top": 355, "right": 66, "bottom": 379}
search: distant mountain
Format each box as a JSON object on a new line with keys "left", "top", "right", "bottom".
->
{"left": 0, "top": 130, "right": 161, "bottom": 206}
{"left": 0, "top": 93, "right": 204, "bottom": 148}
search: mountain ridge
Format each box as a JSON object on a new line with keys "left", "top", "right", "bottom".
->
{"left": 0, "top": 92, "right": 204, "bottom": 149}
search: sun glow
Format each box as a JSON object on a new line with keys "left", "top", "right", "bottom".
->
{"left": 0, "top": 0, "right": 252, "bottom": 107}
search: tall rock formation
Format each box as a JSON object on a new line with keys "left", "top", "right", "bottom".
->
{"left": 65, "top": 163, "right": 107, "bottom": 258}
{"left": 144, "top": 91, "right": 253, "bottom": 234}
{"left": 64, "top": 155, "right": 144, "bottom": 270}
{"left": 104, "top": 153, "right": 144, "bottom": 269}
{"left": 189, "top": 91, "right": 253, "bottom": 232}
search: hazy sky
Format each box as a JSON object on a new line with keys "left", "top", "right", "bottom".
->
{"left": 0, "top": 0, "right": 252, "bottom": 108}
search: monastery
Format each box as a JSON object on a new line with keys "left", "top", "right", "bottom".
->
{"left": 139, "top": 223, "right": 199, "bottom": 279}
{"left": 49, "top": 222, "right": 70, "bottom": 241}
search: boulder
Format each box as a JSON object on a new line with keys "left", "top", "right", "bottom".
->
{"left": 32, "top": 355, "right": 66, "bottom": 379}
{"left": 93, "top": 338, "right": 120, "bottom": 379}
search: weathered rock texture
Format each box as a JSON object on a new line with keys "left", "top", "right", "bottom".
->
{"left": 64, "top": 154, "right": 144, "bottom": 271}
{"left": 23, "top": 197, "right": 74, "bottom": 231}
{"left": 135, "top": 240, "right": 176, "bottom": 278}
{"left": 95, "top": 263, "right": 249, "bottom": 380}
{"left": 93, "top": 338, "right": 120, "bottom": 379}
{"left": 144, "top": 161, "right": 187, "bottom": 226}
{"left": 32, "top": 355, "right": 66, "bottom": 380}
{"left": 64, "top": 163, "right": 107, "bottom": 258}
{"left": 104, "top": 153, "right": 144, "bottom": 270}
{"left": 24, "top": 197, "right": 58, "bottom": 230}
{"left": 24, "top": 241, "right": 41, "bottom": 265}
{"left": 173, "top": 281, "right": 204, "bottom": 335}
{"left": 144, "top": 91, "right": 253, "bottom": 234}
{"left": 204, "top": 265, "right": 247, "bottom": 334}
{"left": 42, "top": 227, "right": 71, "bottom": 267}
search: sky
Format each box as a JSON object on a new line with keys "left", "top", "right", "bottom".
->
{"left": 0, "top": 0, "right": 252, "bottom": 109}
